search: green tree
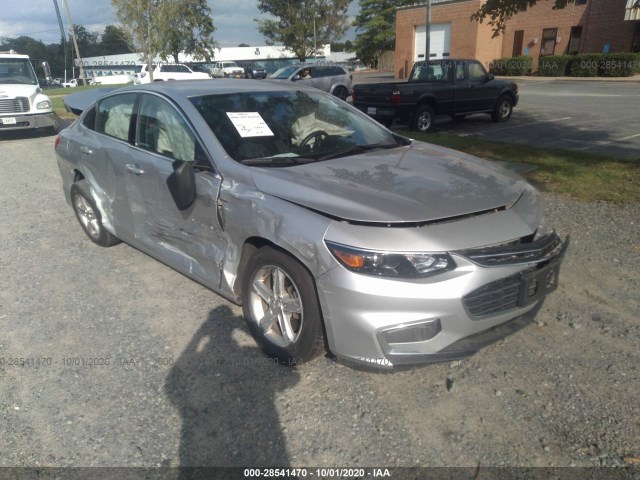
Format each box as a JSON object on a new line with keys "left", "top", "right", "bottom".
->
{"left": 353, "top": 0, "right": 414, "bottom": 67}
{"left": 112, "top": 0, "right": 160, "bottom": 79}
{"left": 472, "top": 0, "right": 588, "bottom": 36}
{"left": 155, "top": 0, "right": 216, "bottom": 63}
{"left": 256, "top": 0, "right": 350, "bottom": 61}
{"left": 100, "top": 25, "right": 133, "bottom": 55}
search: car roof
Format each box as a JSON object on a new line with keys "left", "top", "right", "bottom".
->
{"left": 119, "top": 79, "right": 309, "bottom": 97}
{"left": 63, "top": 79, "right": 321, "bottom": 114}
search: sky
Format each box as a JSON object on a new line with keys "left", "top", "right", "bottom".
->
{"left": 0, "top": 0, "right": 360, "bottom": 47}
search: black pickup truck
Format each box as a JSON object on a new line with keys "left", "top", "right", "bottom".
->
{"left": 353, "top": 59, "right": 519, "bottom": 132}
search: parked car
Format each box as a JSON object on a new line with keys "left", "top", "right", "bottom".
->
{"left": 211, "top": 61, "right": 245, "bottom": 78}
{"left": 187, "top": 63, "right": 214, "bottom": 77}
{"left": 38, "top": 78, "right": 63, "bottom": 88}
{"left": 133, "top": 63, "right": 211, "bottom": 84}
{"left": 62, "top": 78, "right": 86, "bottom": 88}
{"left": 353, "top": 59, "right": 518, "bottom": 132}
{"left": 242, "top": 63, "right": 268, "bottom": 79}
{"left": 269, "top": 64, "right": 353, "bottom": 101}
{"left": 56, "top": 80, "right": 567, "bottom": 369}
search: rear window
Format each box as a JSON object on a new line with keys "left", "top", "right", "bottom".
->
{"left": 409, "top": 62, "right": 451, "bottom": 83}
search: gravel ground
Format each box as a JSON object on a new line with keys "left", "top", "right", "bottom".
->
{"left": 0, "top": 131, "right": 638, "bottom": 473}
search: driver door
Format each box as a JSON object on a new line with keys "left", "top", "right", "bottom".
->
{"left": 130, "top": 93, "right": 227, "bottom": 289}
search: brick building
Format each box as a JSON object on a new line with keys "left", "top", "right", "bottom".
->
{"left": 394, "top": 0, "right": 640, "bottom": 78}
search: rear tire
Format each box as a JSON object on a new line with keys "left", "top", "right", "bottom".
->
{"left": 333, "top": 86, "right": 348, "bottom": 101}
{"left": 242, "top": 247, "right": 324, "bottom": 364}
{"left": 70, "top": 181, "right": 120, "bottom": 247}
{"left": 413, "top": 104, "right": 435, "bottom": 132}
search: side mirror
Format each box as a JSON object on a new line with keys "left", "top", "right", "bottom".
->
{"left": 487, "top": 73, "right": 495, "bottom": 81}
{"left": 167, "top": 160, "right": 196, "bottom": 210}
{"left": 292, "top": 74, "right": 300, "bottom": 81}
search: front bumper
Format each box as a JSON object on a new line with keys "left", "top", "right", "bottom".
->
{"left": 0, "top": 112, "right": 57, "bottom": 131}
{"left": 316, "top": 232, "right": 568, "bottom": 369}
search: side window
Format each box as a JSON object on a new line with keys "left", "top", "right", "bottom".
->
{"left": 95, "top": 93, "right": 137, "bottom": 141}
{"left": 82, "top": 106, "right": 97, "bottom": 130}
{"left": 309, "top": 67, "right": 322, "bottom": 77}
{"left": 136, "top": 94, "right": 197, "bottom": 162}
{"left": 454, "top": 62, "right": 466, "bottom": 81}
{"left": 468, "top": 62, "right": 487, "bottom": 81}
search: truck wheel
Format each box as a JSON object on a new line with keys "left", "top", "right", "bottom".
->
{"left": 242, "top": 247, "right": 324, "bottom": 364}
{"left": 413, "top": 105, "right": 435, "bottom": 133}
{"left": 492, "top": 95, "right": 513, "bottom": 122}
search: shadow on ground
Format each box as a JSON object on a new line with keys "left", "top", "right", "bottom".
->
{"left": 165, "top": 305, "right": 299, "bottom": 472}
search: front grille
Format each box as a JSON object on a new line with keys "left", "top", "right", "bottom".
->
{"left": 0, "top": 97, "right": 29, "bottom": 114}
{"left": 463, "top": 273, "right": 524, "bottom": 318}
{"left": 456, "top": 232, "right": 562, "bottom": 267}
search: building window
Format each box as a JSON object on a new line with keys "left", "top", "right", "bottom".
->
{"left": 513, "top": 30, "right": 524, "bottom": 56}
{"left": 575, "top": 0, "right": 587, "bottom": 5}
{"left": 540, "top": 28, "right": 558, "bottom": 56}
{"left": 568, "top": 26, "right": 582, "bottom": 54}
{"left": 518, "top": 1, "right": 527, "bottom": 12}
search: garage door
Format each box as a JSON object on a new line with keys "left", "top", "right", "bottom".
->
{"left": 415, "top": 23, "right": 451, "bottom": 61}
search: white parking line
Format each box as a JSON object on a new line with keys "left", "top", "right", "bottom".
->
{"left": 617, "top": 133, "right": 640, "bottom": 141}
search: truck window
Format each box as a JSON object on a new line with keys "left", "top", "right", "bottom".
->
{"left": 410, "top": 63, "right": 451, "bottom": 83}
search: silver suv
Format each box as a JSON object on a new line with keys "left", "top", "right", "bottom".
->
{"left": 269, "top": 64, "right": 353, "bottom": 100}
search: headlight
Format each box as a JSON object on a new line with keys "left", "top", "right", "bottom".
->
{"left": 325, "top": 241, "right": 455, "bottom": 278}
{"left": 36, "top": 100, "right": 52, "bottom": 110}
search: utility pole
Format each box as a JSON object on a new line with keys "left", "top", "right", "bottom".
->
{"left": 62, "top": 0, "right": 86, "bottom": 82}
{"left": 313, "top": 17, "right": 317, "bottom": 60}
{"left": 52, "top": 0, "right": 67, "bottom": 82}
{"left": 425, "top": 0, "right": 432, "bottom": 62}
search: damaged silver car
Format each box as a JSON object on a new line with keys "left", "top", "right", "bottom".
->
{"left": 55, "top": 80, "right": 568, "bottom": 369}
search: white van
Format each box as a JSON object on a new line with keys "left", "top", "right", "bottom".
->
{"left": 133, "top": 63, "right": 210, "bottom": 84}
{"left": 0, "top": 50, "right": 57, "bottom": 134}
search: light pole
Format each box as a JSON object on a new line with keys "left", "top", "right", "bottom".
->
{"left": 425, "top": 0, "right": 432, "bottom": 62}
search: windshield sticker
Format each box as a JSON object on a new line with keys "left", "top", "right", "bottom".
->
{"left": 226, "top": 112, "right": 274, "bottom": 137}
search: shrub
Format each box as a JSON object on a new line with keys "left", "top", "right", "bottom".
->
{"left": 568, "top": 54, "right": 602, "bottom": 77}
{"left": 489, "top": 56, "right": 532, "bottom": 76}
{"left": 598, "top": 52, "right": 640, "bottom": 77}
{"left": 538, "top": 55, "right": 573, "bottom": 76}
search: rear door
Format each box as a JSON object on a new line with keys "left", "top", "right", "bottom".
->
{"left": 82, "top": 92, "right": 139, "bottom": 240}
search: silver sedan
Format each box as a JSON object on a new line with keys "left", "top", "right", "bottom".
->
{"left": 55, "top": 80, "right": 567, "bottom": 369}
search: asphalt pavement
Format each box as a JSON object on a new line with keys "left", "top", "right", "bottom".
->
{"left": 352, "top": 72, "right": 640, "bottom": 158}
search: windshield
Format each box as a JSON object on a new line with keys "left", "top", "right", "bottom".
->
{"left": 190, "top": 90, "right": 407, "bottom": 166}
{"left": 0, "top": 58, "right": 38, "bottom": 85}
{"left": 270, "top": 66, "right": 299, "bottom": 79}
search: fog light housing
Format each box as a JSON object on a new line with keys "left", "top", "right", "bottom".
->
{"left": 380, "top": 319, "right": 442, "bottom": 346}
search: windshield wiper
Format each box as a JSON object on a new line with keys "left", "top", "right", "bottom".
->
{"left": 239, "top": 156, "right": 314, "bottom": 167}
{"left": 317, "top": 143, "right": 402, "bottom": 162}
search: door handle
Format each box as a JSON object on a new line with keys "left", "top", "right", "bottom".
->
{"left": 80, "top": 146, "right": 93, "bottom": 155}
{"left": 125, "top": 164, "right": 145, "bottom": 175}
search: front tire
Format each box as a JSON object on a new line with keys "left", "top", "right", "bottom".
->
{"left": 492, "top": 95, "right": 513, "bottom": 122}
{"left": 413, "top": 104, "right": 435, "bottom": 132}
{"left": 70, "top": 181, "right": 120, "bottom": 247}
{"left": 241, "top": 247, "right": 324, "bottom": 364}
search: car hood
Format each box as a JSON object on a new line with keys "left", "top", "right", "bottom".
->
{"left": 250, "top": 142, "right": 528, "bottom": 224}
